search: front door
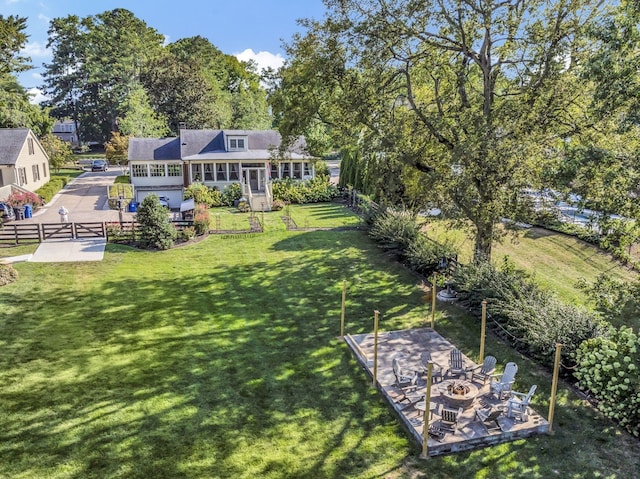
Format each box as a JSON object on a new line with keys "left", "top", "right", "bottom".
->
{"left": 249, "top": 169, "right": 259, "bottom": 191}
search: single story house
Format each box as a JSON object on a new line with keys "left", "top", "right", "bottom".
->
{"left": 128, "top": 129, "right": 314, "bottom": 211}
{"left": 0, "top": 128, "right": 51, "bottom": 201}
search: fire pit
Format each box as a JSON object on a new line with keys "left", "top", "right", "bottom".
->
{"left": 441, "top": 380, "right": 479, "bottom": 410}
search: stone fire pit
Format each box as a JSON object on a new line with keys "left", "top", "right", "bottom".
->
{"left": 441, "top": 380, "right": 479, "bottom": 410}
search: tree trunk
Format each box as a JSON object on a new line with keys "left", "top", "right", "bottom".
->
{"left": 473, "top": 220, "right": 494, "bottom": 263}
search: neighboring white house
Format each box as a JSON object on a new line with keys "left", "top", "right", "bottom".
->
{"left": 0, "top": 128, "right": 51, "bottom": 201}
{"left": 128, "top": 129, "right": 315, "bottom": 211}
{"left": 52, "top": 120, "right": 78, "bottom": 145}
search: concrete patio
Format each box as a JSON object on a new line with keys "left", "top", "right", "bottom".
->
{"left": 344, "top": 328, "right": 549, "bottom": 456}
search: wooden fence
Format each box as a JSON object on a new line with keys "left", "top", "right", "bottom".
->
{"left": 0, "top": 221, "right": 194, "bottom": 244}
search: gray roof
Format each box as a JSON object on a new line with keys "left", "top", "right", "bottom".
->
{"left": 0, "top": 128, "right": 30, "bottom": 166}
{"left": 128, "top": 137, "right": 181, "bottom": 161}
{"left": 128, "top": 129, "right": 312, "bottom": 162}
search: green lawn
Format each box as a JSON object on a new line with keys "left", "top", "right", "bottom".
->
{"left": 424, "top": 219, "right": 638, "bottom": 306}
{"left": 1, "top": 218, "right": 638, "bottom": 478}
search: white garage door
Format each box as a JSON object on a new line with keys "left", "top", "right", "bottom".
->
{"left": 136, "top": 190, "right": 183, "bottom": 210}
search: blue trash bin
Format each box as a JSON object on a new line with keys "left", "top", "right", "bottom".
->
{"left": 128, "top": 201, "right": 138, "bottom": 213}
{"left": 24, "top": 204, "right": 32, "bottom": 218}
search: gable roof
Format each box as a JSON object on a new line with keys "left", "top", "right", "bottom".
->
{"left": 128, "top": 137, "right": 181, "bottom": 161}
{"left": 128, "top": 129, "right": 312, "bottom": 162}
{"left": 0, "top": 128, "right": 30, "bottom": 166}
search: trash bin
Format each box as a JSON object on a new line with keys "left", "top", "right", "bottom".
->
{"left": 23, "top": 204, "right": 32, "bottom": 218}
{"left": 128, "top": 201, "right": 138, "bottom": 213}
{"left": 14, "top": 207, "right": 24, "bottom": 220}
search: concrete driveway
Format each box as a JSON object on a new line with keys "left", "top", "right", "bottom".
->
{"left": 23, "top": 169, "right": 135, "bottom": 224}
{"left": 6, "top": 169, "right": 132, "bottom": 263}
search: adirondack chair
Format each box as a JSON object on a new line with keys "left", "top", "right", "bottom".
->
{"left": 475, "top": 407, "right": 503, "bottom": 433}
{"left": 436, "top": 404, "right": 464, "bottom": 434}
{"left": 419, "top": 351, "right": 444, "bottom": 383}
{"left": 446, "top": 348, "right": 467, "bottom": 379}
{"left": 489, "top": 362, "right": 518, "bottom": 399}
{"left": 392, "top": 357, "right": 421, "bottom": 404}
{"left": 467, "top": 355, "right": 497, "bottom": 385}
{"left": 507, "top": 384, "right": 537, "bottom": 421}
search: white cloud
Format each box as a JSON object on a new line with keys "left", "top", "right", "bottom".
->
{"left": 27, "top": 87, "right": 49, "bottom": 105}
{"left": 234, "top": 49, "right": 285, "bottom": 74}
{"left": 38, "top": 13, "right": 51, "bottom": 24}
{"left": 31, "top": 72, "right": 43, "bottom": 80}
{"left": 21, "top": 41, "right": 50, "bottom": 58}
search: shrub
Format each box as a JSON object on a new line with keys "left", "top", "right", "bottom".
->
{"left": 271, "top": 177, "right": 339, "bottom": 204}
{"left": 369, "top": 208, "right": 420, "bottom": 254}
{"left": 453, "top": 259, "right": 604, "bottom": 364}
{"left": 0, "top": 264, "right": 19, "bottom": 286}
{"left": 222, "top": 183, "right": 242, "bottom": 206}
{"left": 136, "top": 195, "right": 176, "bottom": 250}
{"left": 193, "top": 203, "right": 210, "bottom": 235}
{"left": 180, "top": 226, "right": 196, "bottom": 241}
{"left": 184, "top": 183, "right": 217, "bottom": 207}
{"left": 271, "top": 200, "right": 285, "bottom": 211}
{"left": 574, "top": 326, "right": 640, "bottom": 437}
{"left": 36, "top": 177, "right": 69, "bottom": 203}
{"left": 6, "top": 191, "right": 44, "bottom": 209}
{"left": 406, "top": 235, "right": 459, "bottom": 277}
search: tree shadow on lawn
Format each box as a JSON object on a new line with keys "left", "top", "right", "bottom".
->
{"left": 0, "top": 232, "right": 424, "bottom": 478}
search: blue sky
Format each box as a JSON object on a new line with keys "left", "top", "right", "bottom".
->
{"left": 4, "top": 0, "right": 327, "bottom": 101}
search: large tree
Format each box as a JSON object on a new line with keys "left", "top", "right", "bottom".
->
{"left": 274, "top": 0, "right": 604, "bottom": 262}
{"left": 0, "top": 14, "right": 53, "bottom": 135}
{"left": 43, "top": 9, "right": 164, "bottom": 143}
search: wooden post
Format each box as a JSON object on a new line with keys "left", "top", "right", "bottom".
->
{"left": 340, "top": 280, "right": 347, "bottom": 337}
{"left": 420, "top": 363, "right": 433, "bottom": 459}
{"left": 430, "top": 274, "right": 437, "bottom": 328}
{"left": 480, "top": 300, "right": 487, "bottom": 362}
{"left": 548, "top": 343, "right": 563, "bottom": 434}
{"left": 372, "top": 310, "right": 380, "bottom": 388}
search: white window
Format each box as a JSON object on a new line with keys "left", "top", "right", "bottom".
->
{"left": 271, "top": 163, "right": 279, "bottom": 179}
{"left": 27, "top": 138, "right": 35, "bottom": 155}
{"left": 204, "top": 163, "right": 214, "bottom": 181}
{"left": 43, "top": 162, "right": 48, "bottom": 177}
{"left": 168, "top": 164, "right": 182, "bottom": 177}
{"left": 17, "top": 167, "right": 27, "bottom": 185}
{"left": 131, "top": 164, "right": 148, "bottom": 177}
{"left": 293, "top": 162, "right": 302, "bottom": 179}
{"left": 282, "top": 162, "right": 290, "bottom": 178}
{"left": 216, "top": 163, "right": 227, "bottom": 181}
{"left": 150, "top": 164, "right": 166, "bottom": 177}
{"left": 303, "top": 162, "right": 312, "bottom": 176}
{"left": 228, "top": 136, "right": 247, "bottom": 151}
{"left": 229, "top": 163, "right": 239, "bottom": 181}
{"left": 32, "top": 164, "right": 40, "bottom": 182}
{"left": 191, "top": 164, "right": 202, "bottom": 181}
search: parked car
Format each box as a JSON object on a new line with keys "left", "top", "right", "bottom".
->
{"left": 158, "top": 196, "right": 170, "bottom": 209}
{"left": 91, "top": 159, "right": 108, "bottom": 172}
{"left": 0, "top": 202, "right": 15, "bottom": 221}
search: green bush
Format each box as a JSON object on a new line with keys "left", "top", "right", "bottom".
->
{"left": 184, "top": 183, "right": 217, "bottom": 207}
{"left": 271, "top": 177, "right": 338, "bottom": 204}
{"left": 180, "top": 226, "right": 196, "bottom": 241}
{"left": 193, "top": 203, "right": 210, "bottom": 235}
{"left": 406, "top": 235, "right": 458, "bottom": 277}
{"left": 136, "top": 195, "right": 177, "bottom": 250}
{"left": 222, "top": 183, "right": 242, "bottom": 206}
{"left": 36, "top": 177, "right": 69, "bottom": 203}
{"left": 574, "top": 326, "right": 640, "bottom": 437}
{"left": 369, "top": 208, "right": 421, "bottom": 254}
{"left": 453, "top": 259, "right": 604, "bottom": 364}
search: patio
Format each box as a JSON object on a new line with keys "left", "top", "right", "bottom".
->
{"left": 344, "top": 328, "right": 549, "bottom": 456}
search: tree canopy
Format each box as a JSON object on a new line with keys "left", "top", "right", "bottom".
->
{"left": 42, "top": 10, "right": 272, "bottom": 144}
{"left": 272, "top": 0, "right": 606, "bottom": 262}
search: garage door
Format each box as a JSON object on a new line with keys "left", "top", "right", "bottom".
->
{"left": 136, "top": 190, "right": 183, "bottom": 210}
